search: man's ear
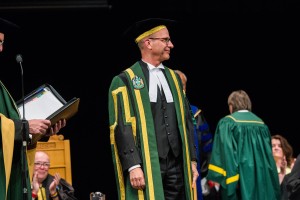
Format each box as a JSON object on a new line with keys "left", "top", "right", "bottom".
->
{"left": 229, "top": 104, "right": 233, "bottom": 114}
{"left": 144, "top": 39, "right": 152, "bottom": 50}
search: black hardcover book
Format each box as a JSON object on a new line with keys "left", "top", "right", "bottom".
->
{"left": 16, "top": 83, "right": 80, "bottom": 143}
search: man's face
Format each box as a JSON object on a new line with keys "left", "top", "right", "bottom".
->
{"left": 34, "top": 152, "right": 50, "bottom": 183}
{"left": 148, "top": 28, "right": 174, "bottom": 62}
{"left": 0, "top": 33, "right": 4, "bottom": 52}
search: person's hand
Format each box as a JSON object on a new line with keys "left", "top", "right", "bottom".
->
{"left": 46, "top": 119, "right": 66, "bottom": 136}
{"left": 49, "top": 173, "right": 61, "bottom": 195}
{"left": 291, "top": 157, "right": 296, "bottom": 170}
{"left": 129, "top": 167, "right": 145, "bottom": 190}
{"left": 191, "top": 161, "right": 199, "bottom": 188}
{"left": 280, "top": 156, "right": 287, "bottom": 174}
{"left": 278, "top": 156, "right": 287, "bottom": 184}
{"left": 32, "top": 172, "right": 39, "bottom": 195}
{"left": 28, "top": 119, "right": 51, "bottom": 135}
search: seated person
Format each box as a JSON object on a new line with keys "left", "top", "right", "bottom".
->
{"left": 31, "top": 151, "right": 78, "bottom": 200}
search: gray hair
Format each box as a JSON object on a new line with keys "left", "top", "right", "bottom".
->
{"left": 228, "top": 90, "right": 252, "bottom": 113}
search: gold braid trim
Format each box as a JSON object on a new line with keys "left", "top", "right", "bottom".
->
{"left": 135, "top": 25, "right": 166, "bottom": 43}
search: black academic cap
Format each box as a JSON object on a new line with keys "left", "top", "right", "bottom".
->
{"left": 124, "top": 18, "right": 176, "bottom": 44}
{"left": 0, "top": 17, "right": 20, "bottom": 34}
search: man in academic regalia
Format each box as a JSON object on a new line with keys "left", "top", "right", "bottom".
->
{"left": 0, "top": 17, "right": 66, "bottom": 200}
{"left": 207, "top": 90, "right": 281, "bottom": 200}
{"left": 108, "top": 18, "right": 199, "bottom": 200}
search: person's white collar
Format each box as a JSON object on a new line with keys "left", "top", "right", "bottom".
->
{"left": 145, "top": 62, "right": 173, "bottom": 103}
{"left": 146, "top": 62, "right": 164, "bottom": 70}
{"left": 237, "top": 110, "right": 249, "bottom": 112}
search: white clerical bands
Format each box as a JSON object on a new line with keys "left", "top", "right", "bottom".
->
{"left": 148, "top": 66, "right": 174, "bottom": 103}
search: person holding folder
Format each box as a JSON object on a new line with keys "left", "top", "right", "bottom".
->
{"left": 0, "top": 17, "right": 66, "bottom": 200}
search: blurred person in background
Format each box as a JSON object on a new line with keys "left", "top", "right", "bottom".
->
{"left": 271, "top": 134, "right": 294, "bottom": 184}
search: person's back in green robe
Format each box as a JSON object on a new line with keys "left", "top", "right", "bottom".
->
{"left": 207, "top": 111, "right": 280, "bottom": 200}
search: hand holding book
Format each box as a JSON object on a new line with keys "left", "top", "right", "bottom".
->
{"left": 17, "top": 84, "right": 80, "bottom": 143}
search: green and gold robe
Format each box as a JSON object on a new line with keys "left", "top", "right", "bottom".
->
{"left": 207, "top": 111, "right": 281, "bottom": 200}
{"left": 0, "top": 80, "right": 33, "bottom": 200}
{"left": 108, "top": 62, "right": 196, "bottom": 200}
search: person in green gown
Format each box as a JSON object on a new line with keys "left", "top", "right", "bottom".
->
{"left": 207, "top": 90, "right": 280, "bottom": 200}
{"left": 0, "top": 17, "right": 66, "bottom": 200}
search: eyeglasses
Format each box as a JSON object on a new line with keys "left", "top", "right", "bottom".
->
{"left": 0, "top": 40, "right": 4, "bottom": 46}
{"left": 34, "top": 162, "right": 50, "bottom": 168}
{"left": 149, "top": 37, "right": 171, "bottom": 44}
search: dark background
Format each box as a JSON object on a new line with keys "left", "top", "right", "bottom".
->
{"left": 1, "top": 0, "right": 300, "bottom": 199}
